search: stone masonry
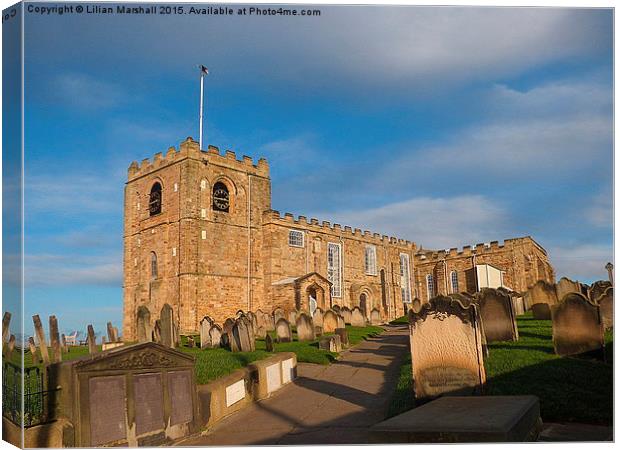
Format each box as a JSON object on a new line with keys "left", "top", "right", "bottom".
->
{"left": 123, "top": 137, "right": 555, "bottom": 339}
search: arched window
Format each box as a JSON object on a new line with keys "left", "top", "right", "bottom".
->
{"left": 212, "top": 182, "right": 230, "bottom": 212}
{"left": 149, "top": 182, "right": 162, "bottom": 216}
{"left": 451, "top": 270, "right": 459, "bottom": 293}
{"left": 426, "top": 274, "right": 434, "bottom": 300}
{"left": 150, "top": 252, "right": 158, "bottom": 279}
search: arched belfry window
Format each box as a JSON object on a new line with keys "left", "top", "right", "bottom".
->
{"left": 150, "top": 252, "right": 158, "bottom": 279}
{"left": 213, "top": 182, "right": 230, "bottom": 212}
{"left": 149, "top": 182, "right": 162, "bottom": 216}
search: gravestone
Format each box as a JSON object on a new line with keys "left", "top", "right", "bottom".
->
{"left": 555, "top": 277, "right": 582, "bottom": 302}
{"left": 6, "top": 335, "right": 15, "bottom": 359}
{"left": 589, "top": 280, "right": 612, "bottom": 303}
{"left": 296, "top": 313, "right": 315, "bottom": 341}
{"left": 264, "top": 311, "right": 275, "bottom": 331}
{"left": 61, "top": 334, "right": 68, "bottom": 353}
{"left": 275, "top": 318, "right": 292, "bottom": 343}
{"left": 598, "top": 287, "right": 613, "bottom": 330}
{"left": 319, "top": 335, "right": 342, "bottom": 352}
{"left": 336, "top": 314, "right": 345, "bottom": 329}
{"left": 476, "top": 288, "right": 518, "bottom": 342}
{"left": 551, "top": 293, "right": 604, "bottom": 356}
{"left": 187, "top": 336, "right": 195, "bottom": 348}
{"left": 236, "top": 310, "right": 246, "bottom": 318}
{"left": 49, "top": 315, "right": 62, "bottom": 363}
{"left": 247, "top": 312, "right": 259, "bottom": 336}
{"left": 107, "top": 322, "right": 116, "bottom": 342}
{"left": 208, "top": 324, "right": 222, "bottom": 348}
{"left": 408, "top": 296, "right": 486, "bottom": 400}
{"left": 136, "top": 306, "right": 152, "bottom": 343}
{"left": 273, "top": 307, "right": 286, "bottom": 324}
{"left": 531, "top": 303, "right": 551, "bottom": 320}
{"left": 351, "top": 307, "right": 366, "bottom": 327}
{"left": 315, "top": 326, "right": 323, "bottom": 336}
{"left": 341, "top": 307, "right": 352, "bottom": 324}
{"left": 222, "top": 318, "right": 235, "bottom": 349}
{"left": 2, "top": 312, "right": 11, "bottom": 344}
{"left": 265, "top": 334, "right": 275, "bottom": 352}
{"left": 323, "top": 310, "right": 339, "bottom": 333}
{"left": 87, "top": 324, "right": 98, "bottom": 354}
{"left": 511, "top": 296, "right": 525, "bottom": 316}
{"left": 312, "top": 308, "right": 324, "bottom": 329}
{"left": 200, "top": 316, "right": 214, "bottom": 348}
{"left": 153, "top": 320, "right": 162, "bottom": 344}
{"left": 160, "top": 304, "right": 175, "bottom": 348}
{"left": 332, "top": 305, "right": 341, "bottom": 313}
{"left": 59, "top": 342, "right": 199, "bottom": 447}
{"left": 525, "top": 280, "right": 557, "bottom": 310}
{"left": 335, "top": 328, "right": 349, "bottom": 347}
{"left": 232, "top": 318, "right": 255, "bottom": 352}
{"left": 33, "top": 315, "right": 50, "bottom": 364}
{"left": 28, "top": 337, "right": 40, "bottom": 364}
{"left": 255, "top": 309, "right": 266, "bottom": 330}
{"left": 370, "top": 308, "right": 382, "bottom": 325}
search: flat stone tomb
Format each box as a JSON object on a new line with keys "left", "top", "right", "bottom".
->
{"left": 370, "top": 396, "right": 541, "bottom": 443}
{"left": 477, "top": 288, "right": 518, "bottom": 342}
{"left": 551, "top": 293, "right": 604, "bottom": 356}
{"left": 408, "top": 296, "right": 486, "bottom": 400}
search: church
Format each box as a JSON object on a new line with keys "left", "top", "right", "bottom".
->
{"left": 122, "top": 137, "right": 555, "bottom": 340}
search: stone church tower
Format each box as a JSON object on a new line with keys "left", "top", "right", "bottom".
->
{"left": 122, "top": 137, "right": 271, "bottom": 340}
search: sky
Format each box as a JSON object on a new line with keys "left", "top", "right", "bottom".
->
{"left": 14, "top": 4, "right": 613, "bottom": 336}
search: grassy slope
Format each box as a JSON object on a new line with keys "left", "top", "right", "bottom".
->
{"left": 387, "top": 313, "right": 613, "bottom": 425}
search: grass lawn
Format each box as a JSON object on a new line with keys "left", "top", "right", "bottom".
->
{"left": 179, "top": 324, "right": 383, "bottom": 384}
{"left": 390, "top": 315, "right": 408, "bottom": 325}
{"left": 387, "top": 313, "right": 613, "bottom": 425}
{"left": 14, "top": 344, "right": 104, "bottom": 368}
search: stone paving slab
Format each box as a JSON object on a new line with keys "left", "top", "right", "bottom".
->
{"left": 179, "top": 325, "right": 410, "bottom": 446}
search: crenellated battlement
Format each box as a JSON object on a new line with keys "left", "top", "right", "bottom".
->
{"left": 413, "top": 236, "right": 543, "bottom": 262}
{"left": 127, "top": 137, "right": 270, "bottom": 181}
{"left": 262, "top": 209, "right": 415, "bottom": 247}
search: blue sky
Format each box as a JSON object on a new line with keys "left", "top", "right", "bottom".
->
{"left": 18, "top": 5, "right": 613, "bottom": 335}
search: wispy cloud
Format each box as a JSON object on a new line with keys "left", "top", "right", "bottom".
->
{"left": 549, "top": 244, "right": 613, "bottom": 284}
{"left": 50, "top": 73, "right": 126, "bottom": 110}
{"left": 25, "top": 253, "right": 122, "bottom": 287}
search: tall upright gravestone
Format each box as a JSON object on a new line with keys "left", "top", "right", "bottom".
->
{"left": 160, "top": 303, "right": 175, "bottom": 348}
{"left": 525, "top": 280, "right": 557, "bottom": 319}
{"left": 136, "top": 306, "right": 152, "bottom": 343}
{"left": 408, "top": 296, "right": 486, "bottom": 400}
{"left": 476, "top": 288, "right": 518, "bottom": 342}
{"left": 323, "top": 310, "right": 338, "bottom": 333}
{"left": 275, "top": 318, "right": 292, "bottom": 343}
{"left": 200, "top": 316, "right": 214, "bottom": 348}
{"left": 555, "top": 277, "right": 582, "bottom": 301}
{"left": 370, "top": 308, "right": 382, "bottom": 325}
{"left": 351, "top": 307, "right": 366, "bottom": 327}
{"left": 33, "top": 315, "right": 50, "bottom": 365}
{"left": 296, "top": 313, "right": 315, "bottom": 341}
{"left": 551, "top": 293, "right": 604, "bottom": 357}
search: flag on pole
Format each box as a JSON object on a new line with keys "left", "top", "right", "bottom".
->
{"left": 200, "top": 65, "right": 209, "bottom": 75}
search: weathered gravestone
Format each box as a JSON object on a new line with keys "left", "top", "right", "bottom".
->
{"left": 160, "top": 304, "right": 175, "bottom": 348}
{"left": 370, "top": 308, "right": 382, "bottom": 325}
{"left": 136, "top": 306, "right": 152, "bottom": 343}
{"left": 351, "top": 307, "right": 366, "bottom": 327}
{"left": 200, "top": 316, "right": 214, "bottom": 348}
{"left": 531, "top": 303, "right": 551, "bottom": 320}
{"left": 275, "top": 318, "right": 292, "bottom": 343}
{"left": 265, "top": 334, "right": 275, "bottom": 352}
{"left": 589, "top": 280, "right": 612, "bottom": 303}
{"left": 61, "top": 334, "right": 67, "bottom": 353}
{"left": 54, "top": 342, "right": 200, "bottom": 447}
{"left": 332, "top": 305, "right": 341, "bottom": 314}
{"left": 273, "top": 307, "right": 286, "bottom": 324}
{"left": 525, "top": 280, "right": 557, "bottom": 311}
{"left": 296, "top": 313, "right": 315, "bottom": 341}
{"left": 598, "top": 287, "right": 613, "bottom": 330}
{"left": 335, "top": 328, "right": 349, "bottom": 347}
{"left": 28, "top": 337, "right": 40, "bottom": 364}
{"left": 288, "top": 310, "right": 298, "bottom": 325}
{"left": 49, "top": 315, "right": 62, "bottom": 363}
{"left": 107, "top": 322, "right": 116, "bottom": 343}
{"left": 208, "top": 324, "right": 222, "bottom": 348}
{"left": 408, "top": 296, "right": 486, "bottom": 400}
{"left": 231, "top": 318, "right": 255, "bottom": 352}
{"left": 263, "top": 311, "right": 275, "bottom": 331}
{"left": 336, "top": 314, "right": 345, "bottom": 329}
{"left": 87, "top": 324, "right": 98, "bottom": 355}
{"left": 476, "top": 288, "right": 518, "bottom": 342}
{"left": 153, "top": 320, "right": 162, "bottom": 344}
{"left": 312, "top": 308, "right": 324, "bottom": 328}
{"left": 511, "top": 295, "right": 525, "bottom": 316}
{"left": 555, "top": 277, "right": 582, "bottom": 302}
{"left": 323, "top": 310, "right": 339, "bottom": 333}
{"left": 341, "top": 307, "right": 352, "bottom": 324}
{"left": 2, "top": 312, "right": 10, "bottom": 345}
{"left": 551, "top": 293, "right": 604, "bottom": 356}
{"left": 222, "top": 318, "right": 235, "bottom": 349}
{"left": 319, "top": 335, "right": 342, "bottom": 352}
{"left": 33, "top": 314, "right": 50, "bottom": 364}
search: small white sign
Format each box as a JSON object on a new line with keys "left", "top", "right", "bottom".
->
{"left": 282, "top": 358, "right": 294, "bottom": 384}
{"left": 266, "top": 363, "right": 281, "bottom": 394}
{"left": 225, "top": 379, "right": 245, "bottom": 407}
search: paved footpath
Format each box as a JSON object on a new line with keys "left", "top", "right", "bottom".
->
{"left": 180, "top": 325, "right": 410, "bottom": 446}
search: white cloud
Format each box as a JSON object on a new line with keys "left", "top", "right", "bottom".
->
{"left": 309, "top": 194, "right": 509, "bottom": 249}
{"left": 51, "top": 73, "right": 125, "bottom": 110}
{"left": 24, "top": 253, "right": 122, "bottom": 287}
{"left": 549, "top": 244, "right": 613, "bottom": 283}
{"left": 583, "top": 189, "right": 613, "bottom": 229}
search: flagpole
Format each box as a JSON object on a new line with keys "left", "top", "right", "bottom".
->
{"left": 199, "top": 71, "right": 204, "bottom": 150}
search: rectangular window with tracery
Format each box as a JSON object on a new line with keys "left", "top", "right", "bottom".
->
{"left": 365, "top": 245, "right": 377, "bottom": 275}
{"left": 328, "top": 242, "right": 342, "bottom": 298}
{"left": 399, "top": 253, "right": 412, "bottom": 303}
{"left": 288, "top": 230, "right": 304, "bottom": 248}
